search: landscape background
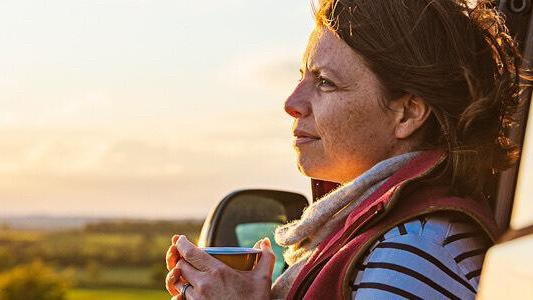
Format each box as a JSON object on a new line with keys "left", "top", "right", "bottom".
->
{"left": 0, "top": 216, "right": 201, "bottom": 299}
{"left": 0, "top": 1, "right": 315, "bottom": 299}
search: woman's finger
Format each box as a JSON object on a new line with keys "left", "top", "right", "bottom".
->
{"left": 176, "top": 235, "right": 225, "bottom": 272}
{"left": 172, "top": 234, "right": 180, "bottom": 245}
{"left": 175, "top": 280, "right": 198, "bottom": 300}
{"left": 165, "top": 266, "right": 181, "bottom": 296}
{"left": 166, "top": 244, "right": 179, "bottom": 271}
{"left": 177, "top": 259, "right": 203, "bottom": 288}
{"left": 253, "top": 238, "right": 263, "bottom": 249}
{"left": 171, "top": 294, "right": 186, "bottom": 300}
{"left": 254, "top": 238, "right": 276, "bottom": 276}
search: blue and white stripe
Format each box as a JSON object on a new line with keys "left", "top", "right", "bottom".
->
{"left": 351, "top": 214, "right": 490, "bottom": 299}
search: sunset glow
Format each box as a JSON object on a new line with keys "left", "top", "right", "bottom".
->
{"left": 0, "top": 1, "right": 314, "bottom": 219}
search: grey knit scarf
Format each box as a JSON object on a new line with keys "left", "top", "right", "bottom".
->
{"left": 271, "top": 152, "right": 419, "bottom": 299}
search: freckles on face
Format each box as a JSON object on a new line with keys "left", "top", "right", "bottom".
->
{"left": 287, "top": 27, "right": 396, "bottom": 183}
{"left": 315, "top": 72, "right": 389, "bottom": 176}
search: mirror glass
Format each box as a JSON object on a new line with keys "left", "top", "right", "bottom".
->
{"left": 236, "top": 222, "right": 285, "bottom": 280}
{"left": 214, "top": 194, "right": 288, "bottom": 246}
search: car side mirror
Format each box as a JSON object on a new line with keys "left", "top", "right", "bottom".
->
{"left": 197, "top": 189, "right": 309, "bottom": 280}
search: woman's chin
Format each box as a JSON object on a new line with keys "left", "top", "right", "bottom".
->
{"left": 296, "top": 161, "right": 318, "bottom": 178}
{"left": 297, "top": 161, "right": 331, "bottom": 181}
{"left": 297, "top": 160, "right": 350, "bottom": 183}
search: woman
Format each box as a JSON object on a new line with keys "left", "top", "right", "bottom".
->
{"left": 165, "top": 0, "right": 524, "bottom": 299}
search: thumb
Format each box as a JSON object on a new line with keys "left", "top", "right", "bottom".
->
{"left": 253, "top": 238, "right": 263, "bottom": 249}
{"left": 254, "top": 238, "right": 276, "bottom": 276}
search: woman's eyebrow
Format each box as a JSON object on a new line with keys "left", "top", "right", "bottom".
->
{"left": 309, "top": 64, "right": 344, "bottom": 80}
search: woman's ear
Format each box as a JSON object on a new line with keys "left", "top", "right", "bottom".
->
{"left": 389, "top": 93, "right": 432, "bottom": 139}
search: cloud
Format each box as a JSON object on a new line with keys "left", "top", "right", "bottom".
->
{"left": 0, "top": 0, "right": 314, "bottom": 218}
{"left": 216, "top": 49, "right": 301, "bottom": 92}
{"left": 0, "top": 91, "right": 117, "bottom": 129}
{"left": 0, "top": 126, "right": 309, "bottom": 219}
{"left": 0, "top": 118, "right": 295, "bottom": 178}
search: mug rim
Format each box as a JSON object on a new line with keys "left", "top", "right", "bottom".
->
{"left": 201, "top": 247, "right": 262, "bottom": 255}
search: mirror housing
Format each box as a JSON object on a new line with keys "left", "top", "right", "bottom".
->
{"left": 197, "top": 189, "right": 309, "bottom": 280}
{"left": 198, "top": 189, "right": 308, "bottom": 247}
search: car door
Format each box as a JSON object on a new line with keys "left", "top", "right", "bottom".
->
{"left": 477, "top": 78, "right": 533, "bottom": 299}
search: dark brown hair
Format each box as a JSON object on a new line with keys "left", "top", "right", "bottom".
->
{"left": 314, "top": 0, "right": 526, "bottom": 196}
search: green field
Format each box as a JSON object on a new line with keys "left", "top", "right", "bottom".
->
{"left": 0, "top": 220, "right": 203, "bottom": 299}
{"left": 75, "top": 266, "right": 155, "bottom": 287}
{"left": 68, "top": 288, "right": 168, "bottom": 300}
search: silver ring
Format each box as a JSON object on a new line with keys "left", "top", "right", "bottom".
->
{"left": 180, "top": 283, "right": 192, "bottom": 300}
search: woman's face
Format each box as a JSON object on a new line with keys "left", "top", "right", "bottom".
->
{"left": 284, "top": 27, "right": 399, "bottom": 183}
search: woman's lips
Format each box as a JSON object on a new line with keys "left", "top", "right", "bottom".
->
{"left": 294, "top": 136, "right": 321, "bottom": 145}
{"left": 293, "top": 129, "right": 320, "bottom": 145}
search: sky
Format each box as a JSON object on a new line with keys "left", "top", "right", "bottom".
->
{"left": 0, "top": 1, "right": 316, "bottom": 219}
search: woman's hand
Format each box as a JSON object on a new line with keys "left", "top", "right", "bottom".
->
{"left": 165, "top": 235, "right": 275, "bottom": 300}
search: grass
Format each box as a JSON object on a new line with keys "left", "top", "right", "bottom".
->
{"left": 68, "top": 288, "right": 169, "bottom": 300}
{"left": 99, "top": 267, "right": 152, "bottom": 285}
{"left": 75, "top": 266, "right": 156, "bottom": 287}
{"left": 0, "top": 224, "right": 201, "bottom": 296}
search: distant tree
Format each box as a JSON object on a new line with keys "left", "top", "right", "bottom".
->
{"left": 0, "top": 260, "right": 70, "bottom": 300}
{"left": 131, "top": 233, "right": 155, "bottom": 265}
{"left": 84, "top": 260, "right": 102, "bottom": 283}
{"left": 0, "top": 249, "right": 16, "bottom": 272}
{"left": 150, "top": 263, "right": 167, "bottom": 289}
{"left": 83, "top": 219, "right": 203, "bottom": 237}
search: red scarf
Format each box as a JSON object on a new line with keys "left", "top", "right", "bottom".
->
{"left": 286, "top": 150, "right": 501, "bottom": 300}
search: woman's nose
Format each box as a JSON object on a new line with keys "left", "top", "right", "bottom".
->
{"left": 284, "top": 84, "right": 310, "bottom": 118}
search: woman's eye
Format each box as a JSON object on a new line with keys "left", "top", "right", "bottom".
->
{"left": 317, "top": 76, "right": 337, "bottom": 91}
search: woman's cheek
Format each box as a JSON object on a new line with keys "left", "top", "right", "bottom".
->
{"left": 314, "top": 107, "right": 341, "bottom": 141}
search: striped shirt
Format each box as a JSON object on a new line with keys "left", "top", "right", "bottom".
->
{"left": 351, "top": 213, "right": 491, "bottom": 299}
